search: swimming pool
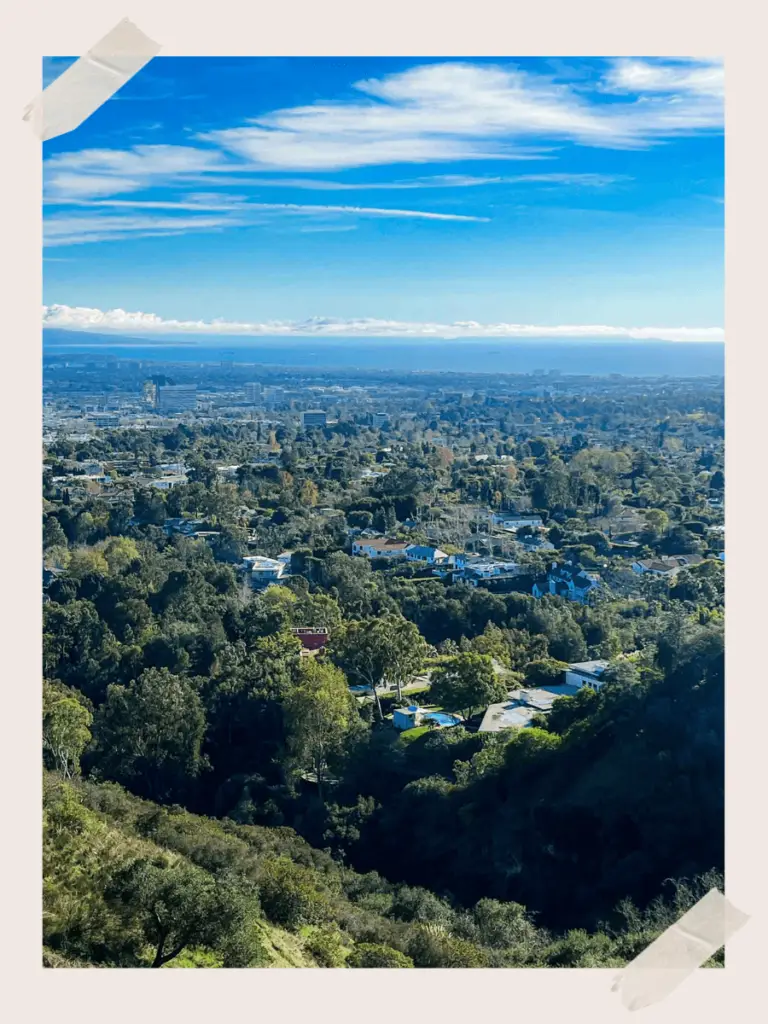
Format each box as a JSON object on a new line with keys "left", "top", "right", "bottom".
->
{"left": 422, "top": 711, "right": 461, "bottom": 728}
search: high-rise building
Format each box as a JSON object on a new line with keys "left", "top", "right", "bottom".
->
{"left": 302, "top": 410, "right": 327, "bottom": 427}
{"left": 244, "top": 382, "right": 262, "bottom": 403}
{"left": 157, "top": 384, "right": 197, "bottom": 413}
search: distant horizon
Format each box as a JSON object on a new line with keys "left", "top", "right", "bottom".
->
{"left": 43, "top": 328, "right": 724, "bottom": 378}
{"left": 44, "top": 327, "right": 726, "bottom": 348}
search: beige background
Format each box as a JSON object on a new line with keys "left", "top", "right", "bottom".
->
{"left": 1, "top": 1, "right": 765, "bottom": 1020}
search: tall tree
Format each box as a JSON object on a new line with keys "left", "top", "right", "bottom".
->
{"left": 92, "top": 668, "right": 206, "bottom": 801}
{"left": 283, "top": 660, "right": 364, "bottom": 804}
{"left": 430, "top": 653, "right": 508, "bottom": 720}
{"left": 42, "top": 681, "right": 92, "bottom": 779}
{"left": 330, "top": 615, "right": 428, "bottom": 717}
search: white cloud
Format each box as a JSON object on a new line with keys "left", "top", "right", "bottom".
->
{"left": 604, "top": 58, "right": 723, "bottom": 98}
{"left": 188, "top": 172, "right": 626, "bottom": 190}
{"left": 44, "top": 59, "right": 722, "bottom": 208}
{"left": 43, "top": 214, "right": 240, "bottom": 247}
{"left": 44, "top": 145, "right": 230, "bottom": 200}
{"left": 201, "top": 60, "right": 723, "bottom": 171}
{"left": 43, "top": 198, "right": 486, "bottom": 245}
{"left": 42, "top": 304, "right": 724, "bottom": 343}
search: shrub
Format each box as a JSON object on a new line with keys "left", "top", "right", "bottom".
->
{"left": 347, "top": 943, "right": 414, "bottom": 968}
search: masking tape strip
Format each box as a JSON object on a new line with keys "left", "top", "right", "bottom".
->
{"left": 611, "top": 888, "right": 749, "bottom": 1011}
{"left": 23, "top": 18, "right": 161, "bottom": 141}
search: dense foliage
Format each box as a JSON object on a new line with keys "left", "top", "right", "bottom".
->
{"left": 42, "top": 366, "right": 724, "bottom": 966}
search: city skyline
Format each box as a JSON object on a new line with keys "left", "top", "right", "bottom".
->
{"left": 43, "top": 56, "right": 724, "bottom": 338}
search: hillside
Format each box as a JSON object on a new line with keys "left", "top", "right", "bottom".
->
{"left": 43, "top": 772, "right": 722, "bottom": 969}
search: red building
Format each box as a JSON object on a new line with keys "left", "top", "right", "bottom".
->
{"left": 290, "top": 626, "right": 330, "bottom": 651}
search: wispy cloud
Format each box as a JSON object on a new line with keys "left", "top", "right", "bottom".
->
{"left": 201, "top": 59, "right": 723, "bottom": 171}
{"left": 603, "top": 57, "right": 723, "bottom": 98}
{"left": 42, "top": 59, "right": 721, "bottom": 244}
{"left": 42, "top": 303, "right": 724, "bottom": 344}
{"left": 43, "top": 198, "right": 486, "bottom": 246}
{"left": 161, "top": 171, "right": 627, "bottom": 191}
{"left": 43, "top": 214, "right": 240, "bottom": 247}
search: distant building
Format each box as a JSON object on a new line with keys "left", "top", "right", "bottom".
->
{"left": 157, "top": 384, "right": 197, "bottom": 413}
{"left": 631, "top": 554, "right": 705, "bottom": 577}
{"left": 459, "top": 559, "right": 521, "bottom": 585}
{"left": 244, "top": 382, "right": 262, "bottom": 403}
{"left": 564, "top": 660, "right": 610, "bottom": 689}
{"left": 88, "top": 413, "right": 120, "bottom": 428}
{"left": 492, "top": 513, "right": 544, "bottom": 530}
{"left": 302, "top": 410, "right": 328, "bottom": 427}
{"left": 290, "top": 627, "right": 330, "bottom": 651}
{"left": 479, "top": 683, "right": 581, "bottom": 733}
{"left": 405, "top": 544, "right": 449, "bottom": 565}
{"left": 149, "top": 475, "right": 188, "bottom": 490}
{"left": 242, "top": 555, "right": 288, "bottom": 587}
{"left": 532, "top": 562, "right": 600, "bottom": 604}
{"left": 352, "top": 539, "right": 409, "bottom": 559}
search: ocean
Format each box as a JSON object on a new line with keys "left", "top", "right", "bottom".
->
{"left": 42, "top": 330, "right": 725, "bottom": 378}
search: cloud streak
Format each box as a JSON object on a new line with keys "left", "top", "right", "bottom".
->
{"left": 43, "top": 198, "right": 487, "bottom": 245}
{"left": 42, "top": 304, "right": 724, "bottom": 344}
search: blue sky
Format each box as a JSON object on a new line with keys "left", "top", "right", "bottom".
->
{"left": 42, "top": 56, "right": 724, "bottom": 341}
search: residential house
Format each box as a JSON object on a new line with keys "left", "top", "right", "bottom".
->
{"left": 631, "top": 558, "right": 678, "bottom": 577}
{"left": 290, "top": 626, "right": 330, "bottom": 651}
{"left": 532, "top": 562, "right": 600, "bottom": 604}
{"left": 459, "top": 559, "right": 521, "bottom": 586}
{"left": 165, "top": 517, "right": 207, "bottom": 537}
{"left": 405, "top": 544, "right": 450, "bottom": 565}
{"left": 518, "top": 534, "right": 555, "bottom": 553}
{"left": 491, "top": 513, "right": 544, "bottom": 530}
{"left": 149, "top": 474, "right": 188, "bottom": 490}
{"left": 479, "top": 682, "right": 581, "bottom": 733}
{"left": 564, "top": 660, "right": 610, "bottom": 690}
{"left": 351, "top": 539, "right": 409, "bottom": 559}
{"left": 241, "top": 555, "right": 288, "bottom": 587}
{"left": 631, "top": 554, "right": 706, "bottom": 577}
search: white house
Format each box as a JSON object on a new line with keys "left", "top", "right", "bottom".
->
{"left": 351, "top": 539, "right": 409, "bottom": 559}
{"left": 405, "top": 544, "right": 449, "bottom": 565}
{"left": 242, "top": 555, "right": 288, "bottom": 586}
{"left": 491, "top": 513, "right": 544, "bottom": 530}
{"left": 632, "top": 554, "right": 706, "bottom": 577}
{"left": 564, "top": 660, "right": 610, "bottom": 690}
{"left": 149, "top": 475, "right": 188, "bottom": 490}
{"left": 461, "top": 559, "right": 520, "bottom": 581}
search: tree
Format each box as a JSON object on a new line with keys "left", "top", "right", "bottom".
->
{"left": 330, "top": 615, "right": 427, "bottom": 717}
{"left": 101, "top": 536, "right": 141, "bottom": 574}
{"left": 523, "top": 658, "right": 569, "bottom": 687}
{"left": 43, "top": 515, "right": 68, "bottom": 551}
{"left": 284, "top": 660, "right": 364, "bottom": 804}
{"left": 93, "top": 668, "right": 206, "bottom": 801}
{"left": 106, "top": 859, "right": 259, "bottom": 967}
{"left": 347, "top": 943, "right": 414, "bottom": 968}
{"left": 42, "top": 681, "right": 92, "bottom": 778}
{"left": 299, "top": 478, "right": 319, "bottom": 507}
{"left": 67, "top": 547, "right": 109, "bottom": 580}
{"left": 257, "top": 856, "right": 333, "bottom": 930}
{"left": 430, "top": 653, "right": 508, "bottom": 720}
{"left": 644, "top": 509, "right": 669, "bottom": 536}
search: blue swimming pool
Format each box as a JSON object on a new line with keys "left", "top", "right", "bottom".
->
{"left": 423, "top": 712, "right": 461, "bottom": 728}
